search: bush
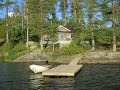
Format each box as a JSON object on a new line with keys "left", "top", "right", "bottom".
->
{"left": 7, "top": 42, "right": 27, "bottom": 60}
{"left": 0, "top": 56, "right": 5, "bottom": 61}
{"left": 0, "top": 42, "right": 12, "bottom": 52}
{"left": 0, "top": 42, "right": 27, "bottom": 61}
{"left": 63, "top": 43, "right": 86, "bottom": 55}
{"left": 48, "top": 54, "right": 58, "bottom": 62}
{"left": 9, "top": 42, "right": 25, "bottom": 55}
{"left": 5, "top": 50, "right": 27, "bottom": 60}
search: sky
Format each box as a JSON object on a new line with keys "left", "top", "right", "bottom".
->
{"left": 0, "top": 0, "right": 101, "bottom": 20}
{"left": 0, "top": 0, "right": 112, "bottom": 27}
{"left": 0, "top": 0, "right": 23, "bottom": 18}
{"left": 0, "top": 0, "right": 67, "bottom": 20}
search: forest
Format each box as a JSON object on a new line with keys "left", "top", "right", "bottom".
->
{"left": 0, "top": 0, "right": 120, "bottom": 61}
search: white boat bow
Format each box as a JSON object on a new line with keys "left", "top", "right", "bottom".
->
{"left": 29, "top": 64, "right": 49, "bottom": 74}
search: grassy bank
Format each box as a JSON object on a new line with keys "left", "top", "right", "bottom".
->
{"left": 0, "top": 42, "right": 28, "bottom": 61}
{"left": 48, "top": 43, "right": 89, "bottom": 63}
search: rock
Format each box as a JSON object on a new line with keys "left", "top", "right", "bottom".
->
{"left": 82, "top": 51, "right": 120, "bottom": 62}
{"left": 25, "top": 41, "right": 38, "bottom": 50}
{"left": 0, "top": 38, "right": 5, "bottom": 45}
{"left": 104, "top": 52, "right": 120, "bottom": 60}
{"left": 14, "top": 50, "right": 48, "bottom": 62}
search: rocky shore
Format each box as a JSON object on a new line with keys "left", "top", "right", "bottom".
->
{"left": 79, "top": 51, "right": 120, "bottom": 64}
{"left": 14, "top": 50, "right": 120, "bottom": 64}
{"left": 13, "top": 50, "right": 48, "bottom": 64}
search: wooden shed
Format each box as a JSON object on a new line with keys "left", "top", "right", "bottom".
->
{"left": 57, "top": 25, "right": 72, "bottom": 48}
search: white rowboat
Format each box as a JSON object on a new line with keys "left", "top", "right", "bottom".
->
{"left": 29, "top": 64, "right": 49, "bottom": 74}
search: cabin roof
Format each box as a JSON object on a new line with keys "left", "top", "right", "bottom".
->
{"left": 58, "top": 25, "right": 71, "bottom": 32}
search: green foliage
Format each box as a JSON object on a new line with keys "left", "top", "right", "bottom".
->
{"left": 0, "top": 42, "right": 12, "bottom": 52}
{"left": 48, "top": 53, "right": 71, "bottom": 62}
{"left": 0, "top": 19, "right": 6, "bottom": 39}
{"left": 48, "top": 53, "right": 58, "bottom": 62}
{"left": 1, "top": 0, "right": 120, "bottom": 61}
{"left": 63, "top": 43, "right": 86, "bottom": 55}
{"left": 116, "top": 27, "right": 120, "bottom": 41}
{"left": 73, "top": 26, "right": 91, "bottom": 47}
{"left": 3, "top": 50, "right": 27, "bottom": 61}
{"left": 9, "top": 26, "right": 23, "bottom": 46}
{"left": 9, "top": 42, "right": 25, "bottom": 54}
{"left": 0, "top": 42, "right": 27, "bottom": 61}
{"left": 95, "top": 29, "right": 112, "bottom": 47}
{"left": 48, "top": 43, "right": 88, "bottom": 62}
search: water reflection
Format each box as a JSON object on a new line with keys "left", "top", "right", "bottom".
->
{"left": 42, "top": 77, "right": 75, "bottom": 90}
{"left": 29, "top": 74, "right": 43, "bottom": 89}
{"left": 29, "top": 73, "right": 76, "bottom": 90}
{"left": 0, "top": 63, "right": 120, "bottom": 90}
{"left": 0, "top": 63, "right": 31, "bottom": 89}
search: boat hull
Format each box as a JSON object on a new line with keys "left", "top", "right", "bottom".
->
{"left": 29, "top": 64, "right": 49, "bottom": 74}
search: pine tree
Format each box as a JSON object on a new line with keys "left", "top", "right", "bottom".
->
{"left": 101, "top": 0, "right": 120, "bottom": 51}
{"left": 0, "top": 0, "right": 14, "bottom": 43}
{"left": 59, "top": 0, "right": 67, "bottom": 26}
{"left": 111, "top": 0, "right": 120, "bottom": 51}
{"left": 87, "top": 0, "right": 98, "bottom": 51}
{"left": 25, "top": 0, "right": 29, "bottom": 49}
{"left": 25, "top": 0, "right": 57, "bottom": 51}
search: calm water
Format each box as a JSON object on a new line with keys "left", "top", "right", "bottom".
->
{"left": 0, "top": 63, "right": 120, "bottom": 90}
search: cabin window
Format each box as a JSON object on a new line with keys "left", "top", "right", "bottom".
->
{"left": 58, "top": 33, "right": 67, "bottom": 41}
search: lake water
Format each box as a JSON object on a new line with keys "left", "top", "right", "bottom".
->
{"left": 0, "top": 63, "right": 120, "bottom": 90}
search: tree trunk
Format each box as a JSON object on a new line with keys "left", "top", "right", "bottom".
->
{"left": 87, "top": 0, "right": 96, "bottom": 51}
{"left": 63, "top": 0, "right": 66, "bottom": 26}
{"left": 26, "top": 20, "right": 29, "bottom": 49}
{"left": 113, "top": 32, "right": 116, "bottom": 52}
{"left": 91, "top": 31, "right": 95, "bottom": 51}
{"left": 72, "top": 0, "right": 77, "bottom": 23}
{"left": 40, "top": 35, "right": 43, "bottom": 51}
{"left": 52, "top": 42, "right": 55, "bottom": 52}
{"left": 112, "top": 1, "right": 116, "bottom": 52}
{"left": 21, "top": 16, "right": 24, "bottom": 40}
{"left": 22, "top": 16, "right": 24, "bottom": 32}
{"left": 26, "top": 0, "right": 29, "bottom": 49}
{"left": 40, "top": 0, "right": 44, "bottom": 51}
{"left": 50, "top": 21, "right": 55, "bottom": 52}
{"left": 6, "top": 6, "right": 8, "bottom": 18}
{"left": 6, "top": 6, "right": 9, "bottom": 43}
{"left": 6, "top": 24, "right": 9, "bottom": 43}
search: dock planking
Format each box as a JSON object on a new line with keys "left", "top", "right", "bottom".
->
{"left": 42, "top": 55, "right": 83, "bottom": 77}
{"left": 42, "top": 64, "right": 83, "bottom": 77}
{"left": 69, "top": 56, "right": 82, "bottom": 65}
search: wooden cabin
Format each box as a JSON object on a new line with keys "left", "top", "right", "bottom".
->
{"left": 57, "top": 25, "right": 72, "bottom": 48}
{"left": 42, "top": 25, "right": 72, "bottom": 48}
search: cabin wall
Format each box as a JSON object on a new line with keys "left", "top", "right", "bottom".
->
{"left": 58, "top": 32, "right": 72, "bottom": 41}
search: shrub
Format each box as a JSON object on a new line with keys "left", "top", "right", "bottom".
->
{"left": 6, "top": 42, "right": 27, "bottom": 60}
{"left": 0, "top": 42, "right": 12, "bottom": 52}
{"left": 63, "top": 43, "right": 85, "bottom": 55}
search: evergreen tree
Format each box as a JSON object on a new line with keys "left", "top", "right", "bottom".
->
{"left": 59, "top": 0, "right": 68, "bottom": 26}
{"left": 111, "top": 0, "right": 120, "bottom": 51}
{"left": 0, "top": 0, "right": 14, "bottom": 43}
{"left": 87, "top": 0, "right": 98, "bottom": 51}
{"left": 101, "top": 0, "right": 120, "bottom": 51}
{"left": 25, "top": 0, "right": 57, "bottom": 51}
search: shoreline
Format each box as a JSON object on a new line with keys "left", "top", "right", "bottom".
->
{"left": 1, "top": 59, "right": 120, "bottom": 65}
{"left": 79, "top": 60, "right": 120, "bottom": 64}
{"left": 1, "top": 51, "right": 120, "bottom": 65}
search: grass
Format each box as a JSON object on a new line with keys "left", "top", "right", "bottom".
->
{"left": 48, "top": 43, "right": 89, "bottom": 63}
{"left": 48, "top": 53, "right": 72, "bottom": 63}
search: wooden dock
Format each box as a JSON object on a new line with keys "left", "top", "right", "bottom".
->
{"left": 69, "top": 56, "right": 82, "bottom": 65}
{"left": 42, "top": 65, "right": 83, "bottom": 77}
{"left": 42, "top": 56, "right": 83, "bottom": 77}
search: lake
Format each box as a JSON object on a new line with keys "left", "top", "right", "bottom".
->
{"left": 0, "top": 62, "right": 120, "bottom": 90}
